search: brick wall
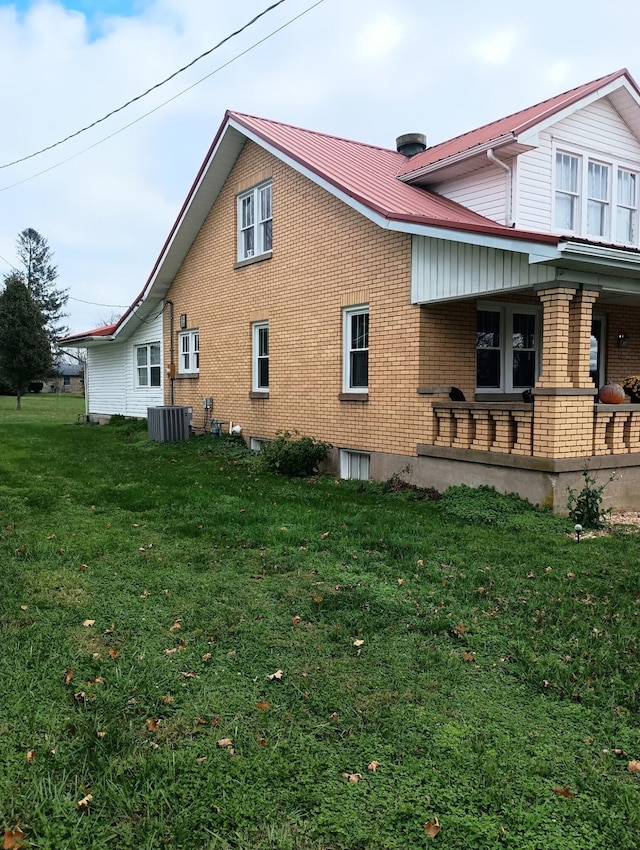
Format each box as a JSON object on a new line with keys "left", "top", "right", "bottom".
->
{"left": 164, "top": 141, "right": 433, "bottom": 456}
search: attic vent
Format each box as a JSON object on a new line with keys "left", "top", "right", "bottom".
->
{"left": 396, "top": 133, "right": 427, "bottom": 157}
{"left": 147, "top": 405, "right": 192, "bottom": 442}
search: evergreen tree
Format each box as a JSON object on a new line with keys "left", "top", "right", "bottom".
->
{"left": 0, "top": 273, "right": 53, "bottom": 409}
{"left": 16, "top": 227, "right": 69, "bottom": 347}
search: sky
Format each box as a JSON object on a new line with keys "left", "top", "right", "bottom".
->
{"left": 1, "top": 0, "right": 640, "bottom": 336}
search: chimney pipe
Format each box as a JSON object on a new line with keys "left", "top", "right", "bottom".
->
{"left": 396, "top": 133, "right": 427, "bottom": 156}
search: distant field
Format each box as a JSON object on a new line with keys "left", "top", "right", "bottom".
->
{"left": 1, "top": 409, "right": 640, "bottom": 849}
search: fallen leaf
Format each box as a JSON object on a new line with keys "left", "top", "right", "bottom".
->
{"left": 292, "top": 615, "right": 301, "bottom": 626}
{"left": 163, "top": 589, "right": 169, "bottom": 596}
{"left": 146, "top": 718, "right": 161, "bottom": 732}
{"left": 169, "top": 620, "right": 182, "bottom": 632}
{"left": 462, "top": 652, "right": 476, "bottom": 662}
{"left": 342, "top": 772, "right": 361, "bottom": 783}
{"left": 320, "top": 531, "right": 331, "bottom": 539}
{"left": 82, "top": 619, "right": 95, "bottom": 627}
{"left": 196, "top": 756, "right": 207, "bottom": 763}
{"left": 25, "top": 750, "right": 35, "bottom": 764}
{"left": 256, "top": 701, "right": 271, "bottom": 711}
{"left": 353, "top": 639, "right": 365, "bottom": 648}
{"left": 47, "top": 534, "right": 56, "bottom": 539}
{"left": 160, "top": 694, "right": 174, "bottom": 705}
{"left": 96, "top": 731, "right": 107, "bottom": 738}
{"left": 201, "top": 652, "right": 212, "bottom": 662}
{"left": 181, "top": 671, "right": 198, "bottom": 679}
{"left": 267, "top": 670, "right": 283, "bottom": 681}
{"left": 423, "top": 818, "right": 441, "bottom": 838}
{"left": 453, "top": 623, "right": 468, "bottom": 637}
{"left": 3, "top": 827, "right": 26, "bottom": 849}
{"left": 91, "top": 677, "right": 105, "bottom": 684}
{"left": 73, "top": 691, "right": 86, "bottom": 701}
{"left": 552, "top": 785, "right": 576, "bottom": 798}
{"left": 140, "top": 589, "right": 149, "bottom": 598}
{"left": 257, "top": 736, "right": 268, "bottom": 746}
{"left": 397, "top": 578, "right": 404, "bottom": 585}
{"left": 103, "top": 624, "right": 115, "bottom": 634}
{"left": 628, "top": 760, "right": 640, "bottom": 773}
{"left": 212, "top": 716, "right": 221, "bottom": 726}
{"left": 63, "top": 668, "right": 74, "bottom": 685}
{"left": 567, "top": 572, "right": 576, "bottom": 579}
{"left": 313, "top": 596, "right": 323, "bottom": 604}
{"left": 108, "top": 648, "right": 119, "bottom": 659}
{"left": 368, "top": 761, "right": 380, "bottom": 772}
{"left": 76, "top": 793, "right": 93, "bottom": 808}
{"left": 20, "top": 605, "right": 27, "bottom": 612}
{"left": 164, "top": 647, "right": 178, "bottom": 655}
{"left": 217, "top": 738, "right": 233, "bottom": 748}
{"left": 196, "top": 716, "right": 208, "bottom": 725}
{"left": 79, "top": 564, "right": 88, "bottom": 572}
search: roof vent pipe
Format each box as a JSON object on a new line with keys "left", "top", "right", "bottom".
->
{"left": 396, "top": 133, "right": 427, "bottom": 157}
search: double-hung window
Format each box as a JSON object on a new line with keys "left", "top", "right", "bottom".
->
{"left": 237, "top": 181, "right": 272, "bottom": 261}
{"left": 476, "top": 306, "right": 540, "bottom": 393}
{"left": 136, "top": 342, "right": 161, "bottom": 388}
{"left": 179, "top": 330, "right": 199, "bottom": 375}
{"left": 252, "top": 321, "right": 269, "bottom": 391}
{"left": 554, "top": 149, "right": 639, "bottom": 245}
{"left": 343, "top": 305, "right": 369, "bottom": 393}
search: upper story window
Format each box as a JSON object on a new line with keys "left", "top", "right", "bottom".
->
{"left": 136, "top": 342, "right": 161, "bottom": 388}
{"left": 179, "top": 330, "right": 199, "bottom": 374}
{"left": 237, "top": 181, "right": 272, "bottom": 261}
{"left": 252, "top": 321, "right": 269, "bottom": 391}
{"left": 554, "top": 150, "right": 638, "bottom": 245}
{"left": 343, "top": 305, "right": 369, "bottom": 393}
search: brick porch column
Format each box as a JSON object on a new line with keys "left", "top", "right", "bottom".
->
{"left": 532, "top": 285, "right": 598, "bottom": 459}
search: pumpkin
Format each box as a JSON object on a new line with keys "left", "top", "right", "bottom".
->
{"left": 598, "top": 382, "right": 626, "bottom": 404}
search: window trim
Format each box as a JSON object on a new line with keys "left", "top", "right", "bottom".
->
{"left": 135, "top": 342, "right": 162, "bottom": 390}
{"left": 252, "top": 321, "right": 269, "bottom": 392}
{"left": 342, "top": 304, "right": 369, "bottom": 394}
{"left": 553, "top": 144, "right": 639, "bottom": 246}
{"left": 476, "top": 303, "right": 541, "bottom": 394}
{"left": 178, "top": 330, "right": 199, "bottom": 375}
{"left": 237, "top": 181, "right": 272, "bottom": 262}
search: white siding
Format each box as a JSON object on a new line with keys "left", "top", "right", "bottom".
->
{"left": 433, "top": 163, "right": 508, "bottom": 224}
{"left": 411, "top": 236, "right": 556, "bottom": 303}
{"left": 85, "top": 313, "right": 163, "bottom": 419}
{"left": 517, "top": 97, "right": 640, "bottom": 233}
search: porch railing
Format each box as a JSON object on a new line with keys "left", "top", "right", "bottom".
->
{"left": 432, "top": 401, "right": 640, "bottom": 457}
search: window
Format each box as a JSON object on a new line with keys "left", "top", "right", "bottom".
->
{"left": 343, "top": 305, "right": 369, "bottom": 392}
{"left": 179, "top": 331, "right": 199, "bottom": 374}
{"left": 238, "top": 181, "right": 272, "bottom": 261}
{"left": 252, "top": 322, "right": 269, "bottom": 391}
{"left": 476, "top": 306, "right": 540, "bottom": 393}
{"left": 250, "top": 437, "right": 270, "bottom": 452}
{"left": 340, "top": 450, "right": 370, "bottom": 481}
{"left": 136, "top": 343, "right": 161, "bottom": 388}
{"left": 554, "top": 149, "right": 638, "bottom": 245}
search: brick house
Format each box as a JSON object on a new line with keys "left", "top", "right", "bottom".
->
{"left": 61, "top": 68, "right": 640, "bottom": 509}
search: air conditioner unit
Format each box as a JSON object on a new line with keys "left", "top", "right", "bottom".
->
{"left": 147, "top": 406, "right": 192, "bottom": 442}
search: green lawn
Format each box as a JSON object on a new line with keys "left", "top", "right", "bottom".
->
{"left": 1, "top": 396, "right": 639, "bottom": 849}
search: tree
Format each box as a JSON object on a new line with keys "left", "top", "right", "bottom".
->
{"left": 0, "top": 273, "right": 53, "bottom": 409}
{"left": 16, "top": 227, "right": 69, "bottom": 349}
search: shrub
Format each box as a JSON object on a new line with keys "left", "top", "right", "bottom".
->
{"left": 259, "top": 430, "right": 331, "bottom": 477}
{"left": 439, "top": 484, "right": 563, "bottom": 532}
{"left": 567, "top": 465, "right": 614, "bottom": 529}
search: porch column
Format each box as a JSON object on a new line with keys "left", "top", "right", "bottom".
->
{"left": 568, "top": 288, "right": 600, "bottom": 388}
{"left": 532, "top": 285, "right": 597, "bottom": 459}
{"left": 535, "top": 286, "right": 577, "bottom": 388}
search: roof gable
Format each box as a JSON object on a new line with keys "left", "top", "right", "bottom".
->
{"left": 399, "top": 69, "right": 640, "bottom": 184}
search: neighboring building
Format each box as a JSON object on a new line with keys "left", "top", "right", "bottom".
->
{"left": 61, "top": 69, "right": 640, "bottom": 508}
{"left": 44, "top": 362, "right": 85, "bottom": 394}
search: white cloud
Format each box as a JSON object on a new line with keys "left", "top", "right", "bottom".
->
{"left": 471, "top": 28, "right": 520, "bottom": 65}
{"left": 353, "top": 12, "right": 405, "bottom": 62}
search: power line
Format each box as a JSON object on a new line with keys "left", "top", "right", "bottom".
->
{"left": 68, "top": 296, "right": 129, "bottom": 307}
{"left": 0, "top": 0, "right": 288, "bottom": 171}
{"left": 0, "top": 0, "right": 324, "bottom": 193}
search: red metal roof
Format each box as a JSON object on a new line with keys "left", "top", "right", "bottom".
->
{"left": 398, "top": 69, "right": 635, "bottom": 177}
{"left": 229, "top": 111, "right": 555, "bottom": 242}
{"left": 62, "top": 323, "right": 117, "bottom": 343}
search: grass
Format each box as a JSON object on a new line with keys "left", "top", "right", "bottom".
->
{"left": 1, "top": 394, "right": 640, "bottom": 849}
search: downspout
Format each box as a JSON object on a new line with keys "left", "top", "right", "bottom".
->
{"left": 165, "top": 300, "right": 175, "bottom": 405}
{"left": 487, "top": 148, "right": 513, "bottom": 227}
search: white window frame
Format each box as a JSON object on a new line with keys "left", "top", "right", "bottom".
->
{"left": 179, "top": 330, "right": 199, "bottom": 375}
{"left": 342, "top": 305, "right": 369, "bottom": 393}
{"left": 340, "top": 450, "right": 370, "bottom": 481}
{"left": 250, "top": 437, "right": 270, "bottom": 452}
{"left": 135, "top": 342, "right": 161, "bottom": 389}
{"left": 252, "top": 321, "right": 269, "bottom": 391}
{"left": 237, "top": 181, "right": 272, "bottom": 261}
{"left": 553, "top": 145, "right": 639, "bottom": 246}
{"left": 476, "top": 304, "right": 541, "bottom": 394}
